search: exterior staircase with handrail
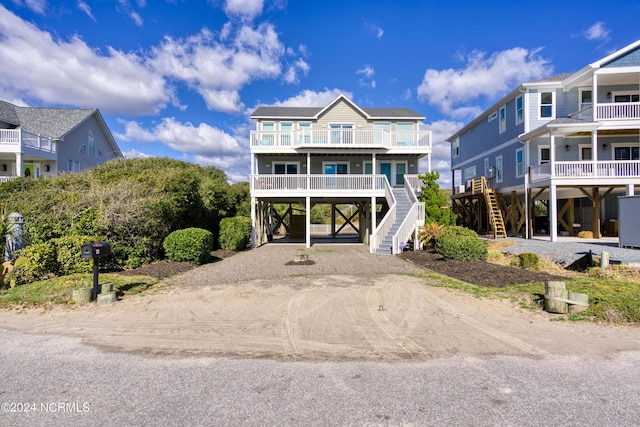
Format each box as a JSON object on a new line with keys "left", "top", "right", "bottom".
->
{"left": 473, "top": 176, "right": 506, "bottom": 238}
{"left": 374, "top": 188, "right": 415, "bottom": 254}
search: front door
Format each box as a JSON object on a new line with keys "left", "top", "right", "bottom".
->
{"left": 23, "top": 163, "right": 39, "bottom": 178}
{"left": 395, "top": 162, "right": 406, "bottom": 186}
{"left": 380, "top": 162, "right": 392, "bottom": 185}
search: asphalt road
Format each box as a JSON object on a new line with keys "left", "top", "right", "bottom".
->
{"left": 1, "top": 330, "right": 638, "bottom": 426}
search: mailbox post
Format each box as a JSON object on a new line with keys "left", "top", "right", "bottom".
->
{"left": 81, "top": 242, "right": 112, "bottom": 301}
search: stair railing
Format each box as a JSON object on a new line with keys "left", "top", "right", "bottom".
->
{"left": 370, "top": 177, "right": 396, "bottom": 253}
{"left": 390, "top": 178, "right": 425, "bottom": 255}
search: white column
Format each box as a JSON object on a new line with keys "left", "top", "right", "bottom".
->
{"left": 549, "top": 131, "right": 556, "bottom": 177}
{"left": 305, "top": 196, "right": 311, "bottom": 248}
{"left": 15, "top": 152, "right": 23, "bottom": 177}
{"left": 550, "top": 184, "right": 558, "bottom": 242}
{"left": 524, "top": 140, "right": 530, "bottom": 239}
{"left": 627, "top": 184, "right": 635, "bottom": 196}
{"left": 250, "top": 153, "right": 255, "bottom": 175}
{"left": 592, "top": 129, "right": 598, "bottom": 177}
{"left": 371, "top": 196, "right": 376, "bottom": 247}
{"left": 592, "top": 73, "right": 598, "bottom": 120}
{"left": 427, "top": 152, "right": 432, "bottom": 173}
{"left": 372, "top": 153, "right": 376, "bottom": 176}
{"left": 250, "top": 197, "right": 256, "bottom": 247}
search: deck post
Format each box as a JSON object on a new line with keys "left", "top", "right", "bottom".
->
{"left": 593, "top": 188, "right": 601, "bottom": 238}
{"left": 250, "top": 197, "right": 256, "bottom": 247}
{"left": 305, "top": 196, "right": 311, "bottom": 248}
{"left": 550, "top": 184, "right": 558, "bottom": 242}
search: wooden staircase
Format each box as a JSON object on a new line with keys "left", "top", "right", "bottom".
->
{"left": 472, "top": 177, "right": 506, "bottom": 238}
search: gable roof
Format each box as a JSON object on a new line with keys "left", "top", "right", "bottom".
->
{"left": 250, "top": 94, "right": 425, "bottom": 120}
{"left": 0, "top": 100, "right": 122, "bottom": 157}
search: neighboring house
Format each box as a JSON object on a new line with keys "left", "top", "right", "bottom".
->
{"left": 0, "top": 100, "right": 123, "bottom": 182}
{"left": 447, "top": 39, "right": 640, "bottom": 242}
{"left": 249, "top": 94, "right": 431, "bottom": 254}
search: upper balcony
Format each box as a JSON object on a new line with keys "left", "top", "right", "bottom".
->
{"left": 574, "top": 103, "right": 640, "bottom": 121}
{"left": 0, "top": 129, "right": 57, "bottom": 158}
{"left": 250, "top": 128, "right": 431, "bottom": 153}
{"left": 530, "top": 160, "right": 640, "bottom": 183}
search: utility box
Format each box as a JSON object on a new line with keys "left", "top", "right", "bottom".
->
{"left": 81, "top": 242, "right": 112, "bottom": 259}
{"left": 619, "top": 196, "right": 640, "bottom": 248}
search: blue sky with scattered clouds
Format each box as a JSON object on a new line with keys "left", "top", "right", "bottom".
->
{"left": 2, "top": 0, "right": 639, "bottom": 185}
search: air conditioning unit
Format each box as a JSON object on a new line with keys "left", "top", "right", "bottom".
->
{"left": 457, "top": 185, "right": 465, "bottom": 194}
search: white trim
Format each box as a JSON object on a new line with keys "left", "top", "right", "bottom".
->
{"left": 538, "top": 145, "right": 550, "bottom": 165}
{"left": 484, "top": 157, "right": 490, "bottom": 176}
{"left": 538, "top": 91, "right": 556, "bottom": 120}
{"left": 515, "top": 148, "right": 524, "bottom": 178}
{"left": 578, "top": 143, "right": 593, "bottom": 161}
{"left": 499, "top": 105, "right": 506, "bottom": 134}
{"left": 488, "top": 111, "right": 497, "bottom": 122}
{"left": 322, "top": 160, "right": 350, "bottom": 174}
{"left": 611, "top": 141, "right": 640, "bottom": 161}
{"left": 579, "top": 87, "right": 593, "bottom": 110}
{"left": 515, "top": 95, "right": 524, "bottom": 125}
{"left": 495, "top": 155, "right": 503, "bottom": 183}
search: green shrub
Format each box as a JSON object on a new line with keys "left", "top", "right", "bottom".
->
{"left": 15, "top": 242, "right": 57, "bottom": 283}
{"left": 53, "top": 235, "right": 100, "bottom": 275}
{"left": 518, "top": 252, "right": 539, "bottom": 270}
{"left": 163, "top": 228, "right": 213, "bottom": 264}
{"left": 434, "top": 226, "right": 487, "bottom": 261}
{"left": 218, "top": 216, "right": 251, "bottom": 251}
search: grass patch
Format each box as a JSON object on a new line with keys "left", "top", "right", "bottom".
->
{"left": 419, "top": 269, "right": 640, "bottom": 325}
{"left": 0, "top": 273, "right": 158, "bottom": 309}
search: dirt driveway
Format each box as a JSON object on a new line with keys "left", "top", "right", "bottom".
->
{"left": 1, "top": 244, "right": 638, "bottom": 361}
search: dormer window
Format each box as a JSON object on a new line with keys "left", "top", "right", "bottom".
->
{"left": 540, "top": 92, "right": 554, "bottom": 118}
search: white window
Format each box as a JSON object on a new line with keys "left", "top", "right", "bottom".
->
{"left": 67, "top": 160, "right": 80, "bottom": 172}
{"left": 273, "top": 162, "right": 299, "bottom": 174}
{"left": 612, "top": 91, "right": 639, "bottom": 103}
{"left": 88, "top": 130, "right": 96, "bottom": 157}
{"left": 297, "top": 122, "right": 311, "bottom": 145}
{"left": 323, "top": 162, "right": 349, "bottom": 174}
{"left": 396, "top": 122, "right": 415, "bottom": 145}
{"left": 484, "top": 158, "right": 490, "bottom": 177}
{"left": 539, "top": 146, "right": 550, "bottom": 164}
{"left": 499, "top": 106, "right": 506, "bottom": 133}
{"left": 515, "top": 95, "right": 523, "bottom": 125}
{"left": 79, "top": 144, "right": 87, "bottom": 155}
{"left": 515, "top": 148, "right": 524, "bottom": 178}
{"left": 374, "top": 122, "right": 391, "bottom": 145}
{"left": 463, "top": 165, "right": 476, "bottom": 180}
{"left": 613, "top": 144, "right": 640, "bottom": 161}
{"left": 329, "top": 124, "right": 354, "bottom": 144}
{"left": 496, "top": 156, "right": 503, "bottom": 183}
{"left": 488, "top": 111, "right": 497, "bottom": 122}
{"left": 452, "top": 138, "right": 460, "bottom": 157}
{"left": 579, "top": 144, "right": 592, "bottom": 161}
{"left": 280, "top": 122, "right": 293, "bottom": 146}
{"left": 579, "top": 88, "right": 593, "bottom": 111}
{"left": 260, "top": 122, "right": 275, "bottom": 145}
{"left": 540, "top": 91, "right": 554, "bottom": 118}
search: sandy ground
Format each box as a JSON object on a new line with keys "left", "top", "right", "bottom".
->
{"left": 1, "top": 244, "right": 639, "bottom": 362}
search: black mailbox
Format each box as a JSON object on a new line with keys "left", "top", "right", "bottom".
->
{"left": 81, "top": 242, "right": 112, "bottom": 259}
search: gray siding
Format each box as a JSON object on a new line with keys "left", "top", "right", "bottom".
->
{"left": 603, "top": 46, "right": 640, "bottom": 68}
{"left": 56, "top": 115, "right": 120, "bottom": 173}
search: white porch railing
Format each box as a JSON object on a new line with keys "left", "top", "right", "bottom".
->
{"left": 370, "top": 178, "right": 395, "bottom": 253}
{"left": 0, "top": 129, "right": 56, "bottom": 154}
{"left": 0, "top": 176, "right": 18, "bottom": 183}
{"left": 391, "top": 179, "right": 425, "bottom": 255}
{"left": 251, "top": 174, "right": 387, "bottom": 192}
{"left": 404, "top": 174, "right": 423, "bottom": 192}
{"left": 530, "top": 160, "right": 640, "bottom": 182}
{"left": 250, "top": 128, "right": 431, "bottom": 151}
{"left": 596, "top": 102, "right": 640, "bottom": 120}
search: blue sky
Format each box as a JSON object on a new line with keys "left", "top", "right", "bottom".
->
{"left": 2, "top": 0, "right": 639, "bottom": 185}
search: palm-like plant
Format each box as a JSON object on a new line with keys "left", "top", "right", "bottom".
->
{"left": 418, "top": 222, "right": 444, "bottom": 249}
{"left": 0, "top": 210, "right": 12, "bottom": 287}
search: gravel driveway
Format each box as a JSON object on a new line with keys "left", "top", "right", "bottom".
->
{"left": 168, "top": 243, "right": 424, "bottom": 288}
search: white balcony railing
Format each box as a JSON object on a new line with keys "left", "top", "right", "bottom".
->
{"left": 250, "top": 128, "right": 431, "bottom": 151}
{"left": 596, "top": 102, "right": 640, "bottom": 120}
{"left": 251, "top": 174, "right": 387, "bottom": 193}
{"left": 530, "top": 160, "right": 640, "bottom": 182}
{"left": 0, "top": 129, "right": 56, "bottom": 154}
{"left": 370, "top": 178, "right": 396, "bottom": 253}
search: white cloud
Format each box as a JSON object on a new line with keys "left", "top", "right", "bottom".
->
{"left": 417, "top": 47, "right": 553, "bottom": 119}
{"left": 402, "top": 89, "right": 412, "bottom": 101}
{"left": 117, "top": 0, "right": 144, "bottom": 26}
{"left": 122, "top": 148, "right": 154, "bottom": 159}
{"left": 150, "top": 23, "right": 285, "bottom": 113}
{"left": 583, "top": 22, "right": 610, "bottom": 41}
{"left": 117, "top": 117, "right": 244, "bottom": 157}
{"left": 11, "top": 0, "right": 46, "bottom": 14}
{"left": 356, "top": 65, "right": 375, "bottom": 79}
{"left": 0, "top": 5, "right": 171, "bottom": 115}
{"left": 255, "top": 88, "right": 351, "bottom": 110}
{"left": 283, "top": 58, "right": 310, "bottom": 84}
{"left": 364, "top": 21, "right": 383, "bottom": 39}
{"left": 224, "top": 0, "right": 264, "bottom": 20}
{"left": 77, "top": 1, "right": 96, "bottom": 22}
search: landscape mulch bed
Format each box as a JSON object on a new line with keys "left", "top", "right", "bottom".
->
{"left": 400, "top": 250, "right": 566, "bottom": 288}
{"left": 117, "top": 249, "right": 237, "bottom": 279}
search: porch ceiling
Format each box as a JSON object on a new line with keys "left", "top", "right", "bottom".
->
{"left": 568, "top": 129, "right": 640, "bottom": 137}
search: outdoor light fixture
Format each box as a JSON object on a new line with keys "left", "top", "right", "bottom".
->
{"left": 565, "top": 144, "right": 570, "bottom": 151}
{"left": 602, "top": 143, "right": 608, "bottom": 151}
